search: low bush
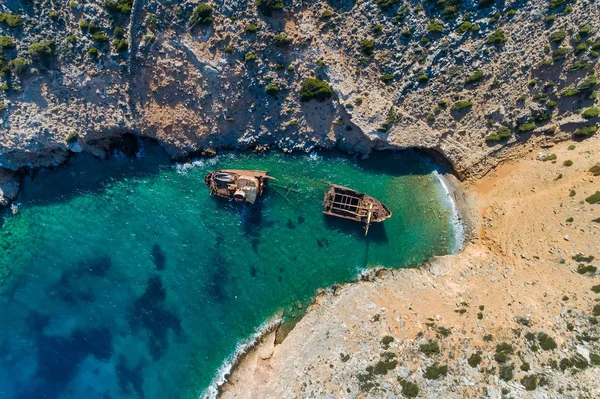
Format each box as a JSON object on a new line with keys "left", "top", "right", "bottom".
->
{"left": 550, "top": 29, "right": 567, "bottom": 42}
{"left": 245, "top": 24, "right": 257, "bottom": 34}
{"left": 320, "top": 9, "right": 333, "bottom": 19}
{"left": 0, "top": 12, "right": 23, "bottom": 28}
{"left": 585, "top": 191, "right": 600, "bottom": 204}
{"left": 563, "top": 159, "right": 573, "bottom": 166}
{"left": 299, "top": 78, "right": 333, "bottom": 101}
{"left": 92, "top": 32, "right": 109, "bottom": 43}
{"left": 257, "top": 0, "right": 284, "bottom": 16}
{"left": 28, "top": 40, "right": 55, "bottom": 59}
{"left": 487, "top": 30, "right": 506, "bottom": 46}
{"left": 577, "top": 264, "right": 597, "bottom": 274}
{"left": 424, "top": 363, "right": 448, "bottom": 380}
{"left": 485, "top": 126, "right": 512, "bottom": 142}
{"left": 521, "top": 374, "right": 538, "bottom": 390}
{"left": 265, "top": 83, "right": 280, "bottom": 95}
{"left": 538, "top": 332, "right": 557, "bottom": 350}
{"left": 417, "top": 73, "right": 429, "bottom": 83}
{"left": 189, "top": 3, "right": 213, "bottom": 28}
{"left": 103, "top": 0, "right": 133, "bottom": 14}
{"left": 427, "top": 20, "right": 444, "bottom": 33}
{"left": 380, "top": 73, "right": 394, "bottom": 83}
{"left": 552, "top": 47, "right": 569, "bottom": 61}
{"left": 468, "top": 353, "right": 482, "bottom": 367}
{"left": 360, "top": 39, "right": 374, "bottom": 55}
{"left": 456, "top": 21, "right": 472, "bottom": 34}
{"left": 8, "top": 57, "right": 27, "bottom": 74}
{"left": 88, "top": 47, "right": 99, "bottom": 57}
{"left": 0, "top": 36, "right": 15, "bottom": 49}
{"left": 272, "top": 33, "right": 291, "bottom": 47}
{"left": 499, "top": 364, "right": 514, "bottom": 381}
{"left": 244, "top": 52, "right": 257, "bottom": 62}
{"left": 376, "top": 0, "right": 400, "bottom": 9}
{"left": 561, "top": 87, "right": 580, "bottom": 97}
{"left": 398, "top": 377, "right": 419, "bottom": 398}
{"left": 574, "top": 126, "right": 597, "bottom": 137}
{"left": 579, "top": 74, "right": 598, "bottom": 91}
{"left": 451, "top": 100, "right": 473, "bottom": 112}
{"left": 466, "top": 70, "right": 484, "bottom": 84}
{"left": 113, "top": 39, "right": 128, "bottom": 52}
{"left": 595, "top": 304, "right": 600, "bottom": 316}
{"left": 573, "top": 254, "right": 595, "bottom": 262}
{"left": 420, "top": 340, "right": 440, "bottom": 356}
{"left": 583, "top": 107, "right": 600, "bottom": 119}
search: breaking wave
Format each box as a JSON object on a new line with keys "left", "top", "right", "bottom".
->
{"left": 433, "top": 170, "right": 465, "bottom": 253}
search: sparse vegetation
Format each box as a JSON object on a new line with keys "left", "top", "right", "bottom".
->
{"left": 487, "top": 30, "right": 507, "bottom": 46}
{"left": 424, "top": 363, "right": 448, "bottom": 380}
{"left": 28, "top": 40, "right": 55, "bottom": 59}
{"left": 466, "top": 70, "right": 484, "bottom": 84}
{"left": 257, "top": 0, "right": 284, "bottom": 16}
{"left": 272, "top": 33, "right": 291, "bottom": 47}
{"left": 0, "top": 12, "right": 23, "bottom": 28}
{"left": 573, "top": 126, "right": 597, "bottom": 138}
{"left": 486, "top": 126, "right": 512, "bottom": 142}
{"left": 451, "top": 100, "right": 473, "bottom": 112}
{"left": 582, "top": 108, "right": 600, "bottom": 119}
{"left": 468, "top": 353, "right": 482, "bottom": 368}
{"left": 420, "top": 340, "right": 440, "bottom": 356}
{"left": 360, "top": 39, "right": 374, "bottom": 55}
{"left": 103, "top": 0, "right": 133, "bottom": 14}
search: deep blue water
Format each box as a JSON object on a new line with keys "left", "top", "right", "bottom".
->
{"left": 0, "top": 143, "right": 455, "bottom": 398}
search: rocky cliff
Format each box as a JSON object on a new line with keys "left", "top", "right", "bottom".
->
{"left": 1, "top": 0, "right": 598, "bottom": 193}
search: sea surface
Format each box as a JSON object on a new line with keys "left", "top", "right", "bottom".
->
{"left": 0, "top": 142, "right": 457, "bottom": 399}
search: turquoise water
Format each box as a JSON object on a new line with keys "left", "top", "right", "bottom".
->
{"left": 0, "top": 142, "right": 455, "bottom": 399}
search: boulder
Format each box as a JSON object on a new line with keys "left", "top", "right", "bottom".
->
{"left": 0, "top": 169, "right": 19, "bottom": 207}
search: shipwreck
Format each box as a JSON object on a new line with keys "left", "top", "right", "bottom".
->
{"left": 205, "top": 170, "right": 270, "bottom": 204}
{"left": 323, "top": 184, "right": 392, "bottom": 235}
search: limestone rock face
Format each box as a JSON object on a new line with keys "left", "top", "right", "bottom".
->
{"left": 0, "top": 169, "right": 19, "bottom": 207}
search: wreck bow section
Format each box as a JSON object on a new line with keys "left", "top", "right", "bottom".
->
{"left": 205, "top": 170, "right": 269, "bottom": 204}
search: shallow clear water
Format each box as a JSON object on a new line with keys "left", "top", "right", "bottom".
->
{"left": 0, "top": 143, "right": 455, "bottom": 399}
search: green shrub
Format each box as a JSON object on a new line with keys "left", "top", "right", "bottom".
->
{"left": 374, "top": 24, "right": 383, "bottom": 34}
{"left": 538, "top": 332, "right": 557, "bottom": 350}
{"left": 545, "top": 14, "right": 556, "bottom": 24}
{"left": 114, "top": 27, "right": 125, "bottom": 37}
{"left": 573, "top": 254, "right": 595, "bottom": 262}
{"left": 424, "top": 363, "right": 448, "bottom": 380}
{"left": 420, "top": 340, "right": 440, "bottom": 356}
{"left": 0, "top": 12, "right": 23, "bottom": 28}
{"left": 494, "top": 352, "right": 507, "bottom": 363}
{"left": 88, "top": 47, "right": 99, "bottom": 57}
{"left": 380, "top": 73, "right": 394, "bottom": 83}
{"left": 427, "top": 20, "right": 444, "bottom": 33}
{"left": 563, "top": 159, "right": 573, "bottom": 166}
{"left": 65, "top": 131, "right": 79, "bottom": 143}
{"left": 552, "top": 47, "right": 568, "bottom": 61}
{"left": 0, "top": 36, "right": 15, "bottom": 49}
{"left": 92, "top": 32, "right": 109, "bottom": 43}
{"left": 265, "top": 83, "right": 280, "bottom": 95}
{"left": 549, "top": 0, "right": 573, "bottom": 8}
{"left": 299, "top": 78, "right": 333, "bottom": 101}
{"left": 103, "top": 0, "right": 133, "bottom": 14}
{"left": 487, "top": 30, "right": 506, "bottom": 46}
{"left": 574, "top": 126, "right": 597, "bottom": 137}
{"left": 585, "top": 191, "right": 600, "bottom": 204}
{"left": 550, "top": 29, "right": 567, "bottom": 42}
{"left": 521, "top": 362, "right": 531, "bottom": 371}
{"left": 376, "top": 0, "right": 400, "bottom": 9}
{"left": 244, "top": 52, "right": 257, "bottom": 62}
{"left": 79, "top": 19, "right": 89, "bottom": 31}
{"left": 401, "top": 29, "right": 411, "bottom": 37}
{"left": 417, "top": 73, "right": 429, "bottom": 83}
{"left": 378, "top": 106, "right": 401, "bottom": 132}
{"left": 582, "top": 107, "right": 600, "bottom": 119}
{"left": 398, "top": 377, "right": 419, "bottom": 398}
{"left": 28, "top": 40, "right": 55, "bottom": 59}
{"left": 456, "top": 21, "right": 472, "bottom": 34}
{"left": 591, "top": 353, "right": 600, "bottom": 365}
{"left": 499, "top": 364, "right": 514, "bottom": 381}
{"left": 113, "top": 39, "right": 128, "bottom": 52}
{"left": 594, "top": 304, "right": 600, "bottom": 316}
{"left": 466, "top": 70, "right": 484, "bottom": 84}
{"left": 575, "top": 44, "right": 589, "bottom": 55}
{"left": 360, "top": 39, "right": 374, "bottom": 55}
{"left": 256, "top": 0, "right": 284, "bottom": 16}
{"left": 245, "top": 24, "right": 257, "bottom": 34}
{"left": 88, "top": 22, "right": 100, "bottom": 33}
{"left": 478, "top": 0, "right": 494, "bottom": 7}
{"left": 468, "top": 353, "right": 482, "bottom": 368}
{"left": 451, "top": 100, "right": 473, "bottom": 112}
{"left": 579, "top": 74, "right": 598, "bottom": 91}
{"left": 570, "top": 61, "right": 590, "bottom": 71}
{"left": 561, "top": 87, "right": 580, "bottom": 97}
{"left": 321, "top": 9, "right": 333, "bottom": 19}
{"left": 272, "top": 33, "right": 290, "bottom": 47}
{"left": 485, "top": 126, "right": 512, "bottom": 142}
{"left": 518, "top": 122, "right": 536, "bottom": 133}
{"left": 8, "top": 57, "right": 27, "bottom": 75}
{"left": 521, "top": 375, "right": 538, "bottom": 390}
{"left": 380, "top": 335, "right": 394, "bottom": 349}
{"left": 496, "top": 342, "right": 514, "bottom": 354}
{"left": 189, "top": 3, "right": 213, "bottom": 28}
{"left": 577, "top": 264, "right": 597, "bottom": 274}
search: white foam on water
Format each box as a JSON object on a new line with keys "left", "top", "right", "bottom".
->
{"left": 201, "top": 316, "right": 283, "bottom": 399}
{"left": 308, "top": 151, "right": 321, "bottom": 162}
{"left": 174, "top": 157, "right": 219, "bottom": 175}
{"left": 432, "top": 170, "right": 465, "bottom": 253}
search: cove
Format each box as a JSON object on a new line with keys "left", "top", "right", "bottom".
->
{"left": 0, "top": 141, "right": 457, "bottom": 399}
